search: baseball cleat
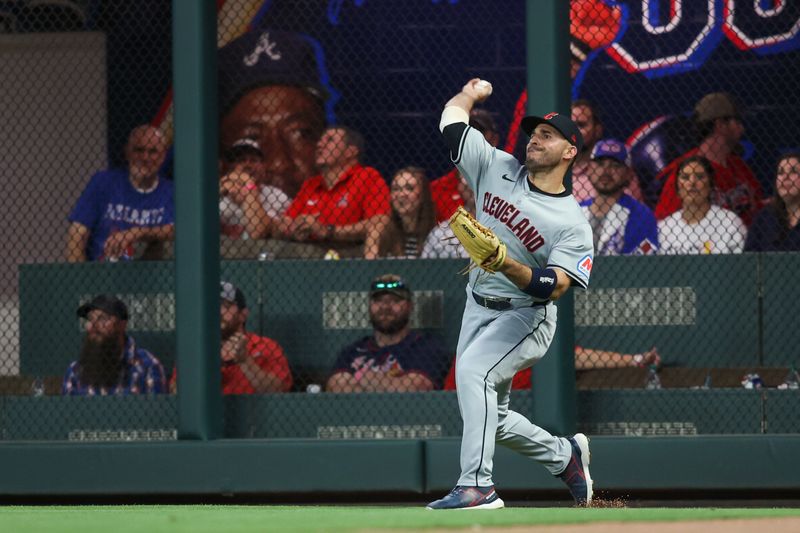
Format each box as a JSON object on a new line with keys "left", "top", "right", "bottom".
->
{"left": 557, "top": 433, "right": 593, "bottom": 506}
{"left": 425, "top": 485, "right": 505, "bottom": 510}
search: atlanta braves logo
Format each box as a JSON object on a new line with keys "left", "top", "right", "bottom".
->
{"left": 244, "top": 31, "right": 282, "bottom": 66}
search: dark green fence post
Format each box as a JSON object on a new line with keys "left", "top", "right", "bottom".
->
{"left": 173, "top": 0, "right": 222, "bottom": 439}
{"left": 526, "top": 0, "right": 577, "bottom": 435}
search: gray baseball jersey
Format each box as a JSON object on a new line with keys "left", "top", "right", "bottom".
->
{"left": 442, "top": 121, "right": 594, "bottom": 488}
{"left": 454, "top": 126, "right": 593, "bottom": 300}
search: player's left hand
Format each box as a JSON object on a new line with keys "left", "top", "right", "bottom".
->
{"left": 449, "top": 206, "right": 507, "bottom": 273}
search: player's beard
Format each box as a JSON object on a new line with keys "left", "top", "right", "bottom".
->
{"left": 525, "top": 151, "right": 561, "bottom": 174}
{"left": 77, "top": 334, "right": 125, "bottom": 390}
{"left": 370, "top": 312, "right": 410, "bottom": 336}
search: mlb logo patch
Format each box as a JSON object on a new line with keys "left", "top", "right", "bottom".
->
{"left": 577, "top": 255, "right": 593, "bottom": 278}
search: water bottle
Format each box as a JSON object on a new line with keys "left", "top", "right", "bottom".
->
{"left": 644, "top": 364, "right": 661, "bottom": 390}
{"left": 31, "top": 376, "right": 45, "bottom": 397}
{"left": 778, "top": 365, "right": 800, "bottom": 390}
{"left": 692, "top": 372, "right": 712, "bottom": 390}
{"left": 741, "top": 373, "right": 763, "bottom": 389}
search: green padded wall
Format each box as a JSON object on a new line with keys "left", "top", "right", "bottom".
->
{"left": 19, "top": 255, "right": 765, "bottom": 383}
{"left": 18, "top": 262, "right": 266, "bottom": 378}
{"left": 761, "top": 253, "right": 800, "bottom": 367}
{"left": 574, "top": 255, "right": 759, "bottom": 367}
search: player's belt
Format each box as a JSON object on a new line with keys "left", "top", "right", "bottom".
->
{"left": 472, "top": 291, "right": 547, "bottom": 311}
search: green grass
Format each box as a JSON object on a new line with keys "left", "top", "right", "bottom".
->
{"left": 1, "top": 505, "right": 799, "bottom": 532}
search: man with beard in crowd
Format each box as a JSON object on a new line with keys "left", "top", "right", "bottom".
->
{"left": 62, "top": 295, "right": 166, "bottom": 395}
{"left": 655, "top": 92, "right": 763, "bottom": 225}
{"left": 170, "top": 281, "right": 292, "bottom": 394}
{"left": 325, "top": 274, "right": 450, "bottom": 393}
{"left": 580, "top": 138, "right": 658, "bottom": 255}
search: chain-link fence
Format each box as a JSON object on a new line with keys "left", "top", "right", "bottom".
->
{"left": 1, "top": 0, "right": 798, "bottom": 443}
{"left": 570, "top": 0, "right": 800, "bottom": 436}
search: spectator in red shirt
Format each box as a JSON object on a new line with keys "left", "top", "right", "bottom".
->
{"left": 275, "top": 126, "right": 390, "bottom": 258}
{"left": 431, "top": 108, "right": 500, "bottom": 222}
{"left": 654, "top": 92, "right": 763, "bottom": 225}
{"left": 170, "top": 281, "right": 292, "bottom": 394}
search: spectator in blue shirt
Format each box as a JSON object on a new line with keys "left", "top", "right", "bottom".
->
{"left": 326, "top": 274, "right": 450, "bottom": 393}
{"left": 62, "top": 294, "right": 166, "bottom": 396}
{"left": 580, "top": 138, "right": 659, "bottom": 255}
{"left": 65, "top": 125, "right": 175, "bottom": 262}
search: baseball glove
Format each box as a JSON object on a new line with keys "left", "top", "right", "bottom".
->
{"left": 448, "top": 206, "right": 507, "bottom": 273}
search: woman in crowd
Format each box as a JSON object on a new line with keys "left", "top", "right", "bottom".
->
{"left": 421, "top": 173, "right": 473, "bottom": 259}
{"left": 658, "top": 155, "right": 746, "bottom": 254}
{"left": 745, "top": 152, "right": 800, "bottom": 252}
{"left": 376, "top": 166, "right": 437, "bottom": 258}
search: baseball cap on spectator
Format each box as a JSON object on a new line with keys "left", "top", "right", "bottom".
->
{"left": 521, "top": 112, "right": 585, "bottom": 153}
{"left": 590, "top": 138, "right": 629, "bottom": 165}
{"left": 370, "top": 274, "right": 411, "bottom": 300}
{"left": 77, "top": 294, "right": 129, "bottom": 320}
{"left": 218, "top": 29, "right": 329, "bottom": 114}
{"left": 694, "top": 92, "right": 740, "bottom": 123}
{"left": 220, "top": 281, "right": 247, "bottom": 309}
{"left": 225, "top": 138, "right": 263, "bottom": 162}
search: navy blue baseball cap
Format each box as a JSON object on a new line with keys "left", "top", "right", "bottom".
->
{"left": 218, "top": 29, "right": 329, "bottom": 114}
{"left": 77, "top": 294, "right": 129, "bottom": 320}
{"left": 521, "top": 112, "right": 584, "bottom": 153}
{"left": 590, "top": 138, "right": 629, "bottom": 165}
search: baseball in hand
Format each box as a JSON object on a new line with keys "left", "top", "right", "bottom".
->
{"left": 474, "top": 79, "right": 493, "bottom": 97}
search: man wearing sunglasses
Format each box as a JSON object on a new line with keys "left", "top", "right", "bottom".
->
{"left": 325, "top": 274, "right": 450, "bottom": 393}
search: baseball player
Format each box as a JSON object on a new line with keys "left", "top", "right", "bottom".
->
{"left": 426, "top": 79, "right": 595, "bottom": 510}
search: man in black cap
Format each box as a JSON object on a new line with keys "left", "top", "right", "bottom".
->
{"left": 326, "top": 274, "right": 450, "bottom": 393}
{"left": 62, "top": 294, "right": 166, "bottom": 395}
{"left": 219, "top": 138, "right": 291, "bottom": 240}
{"left": 169, "top": 281, "right": 292, "bottom": 394}
{"left": 427, "top": 79, "right": 594, "bottom": 510}
{"left": 218, "top": 29, "right": 332, "bottom": 199}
